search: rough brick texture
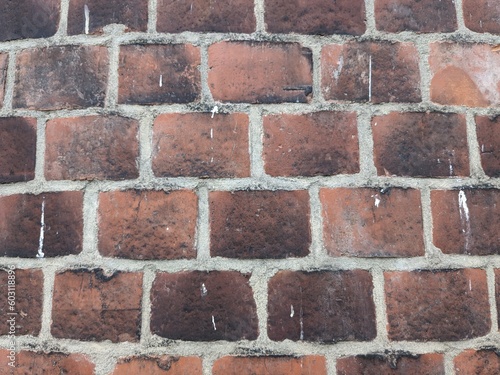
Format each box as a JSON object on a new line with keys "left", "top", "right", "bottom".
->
{"left": 476, "top": 115, "right": 500, "bottom": 177}
{"left": 495, "top": 269, "right": 500, "bottom": 329}
{"left": 463, "top": 0, "right": 500, "bottom": 34}
{"left": 112, "top": 356, "right": 202, "bottom": 375}
{"left": 454, "top": 349, "right": 500, "bottom": 374}
{"left": 0, "top": 53, "right": 7, "bottom": 106}
{"left": 213, "top": 356, "right": 327, "bottom": 375}
{"left": 0, "top": 350, "right": 95, "bottom": 374}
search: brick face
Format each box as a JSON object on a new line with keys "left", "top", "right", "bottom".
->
{"left": 112, "top": 356, "right": 202, "bottom": 375}
{"left": 454, "top": 349, "right": 500, "bottom": 374}
{"left": 0, "top": 351, "right": 95, "bottom": 374}
{"left": 213, "top": 356, "right": 327, "bottom": 375}
{"left": 476, "top": 115, "right": 500, "bottom": 177}
{"left": 0, "top": 53, "right": 7, "bottom": 106}
{"left": 463, "top": 0, "right": 500, "bottom": 34}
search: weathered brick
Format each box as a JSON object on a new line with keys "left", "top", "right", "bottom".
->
{"left": 14, "top": 45, "right": 108, "bottom": 110}
{"left": 385, "top": 269, "right": 490, "bottom": 341}
{"left": 157, "top": 0, "right": 255, "bottom": 33}
{"left": 112, "top": 356, "right": 202, "bottom": 375}
{"left": 45, "top": 115, "right": 139, "bottom": 181}
{"left": 321, "top": 188, "right": 424, "bottom": 257}
{"left": 495, "top": 269, "right": 500, "bottom": 329}
{"left": 208, "top": 42, "right": 313, "bottom": 103}
{"left": 0, "top": 350, "right": 94, "bottom": 374}
{"left": 463, "top": 0, "right": 500, "bottom": 34}
{"left": 0, "top": 117, "right": 36, "bottom": 183}
{"left": 454, "top": 349, "right": 500, "bottom": 374}
{"left": 265, "top": 0, "right": 365, "bottom": 35}
{"left": 429, "top": 42, "right": 500, "bottom": 107}
{"left": 375, "top": 0, "right": 457, "bottom": 33}
{"left": 68, "top": 0, "right": 148, "bottom": 35}
{"left": 210, "top": 190, "right": 310, "bottom": 258}
{"left": 0, "top": 192, "right": 83, "bottom": 258}
{"left": 268, "top": 270, "right": 376, "bottom": 342}
{"left": 98, "top": 190, "right": 197, "bottom": 260}
{"left": 152, "top": 113, "right": 250, "bottom": 178}
{"left": 0, "top": 0, "right": 60, "bottom": 41}
{"left": 432, "top": 189, "right": 500, "bottom": 255}
{"left": 372, "top": 112, "right": 469, "bottom": 177}
{"left": 476, "top": 115, "right": 500, "bottom": 177}
{"left": 263, "top": 111, "right": 359, "bottom": 177}
{"left": 151, "top": 271, "right": 258, "bottom": 341}
{"left": 0, "top": 269, "right": 43, "bottom": 336}
{"left": 322, "top": 42, "right": 421, "bottom": 103}
{"left": 0, "top": 53, "right": 7, "bottom": 106}
{"left": 118, "top": 44, "right": 201, "bottom": 105}
{"left": 213, "top": 356, "right": 327, "bottom": 375}
{"left": 52, "top": 269, "right": 143, "bottom": 342}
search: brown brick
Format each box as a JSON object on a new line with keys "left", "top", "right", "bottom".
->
{"left": 98, "top": 190, "right": 197, "bottom": 260}
{"left": 429, "top": 42, "right": 500, "bottom": 107}
{"left": 268, "top": 270, "right": 376, "bottom": 342}
{"left": 208, "top": 42, "right": 313, "bottom": 103}
{"left": 0, "top": 0, "right": 60, "bottom": 41}
{"left": 112, "top": 356, "right": 202, "bottom": 375}
{"left": 463, "top": 0, "right": 500, "bottom": 34}
{"left": 118, "top": 44, "right": 201, "bottom": 105}
{"left": 14, "top": 45, "right": 108, "bottom": 110}
{"left": 454, "top": 349, "right": 500, "bottom": 374}
{"left": 476, "top": 115, "right": 500, "bottom": 177}
{"left": 0, "top": 192, "right": 83, "bottom": 258}
{"left": 210, "top": 190, "right": 310, "bottom": 258}
{"left": 495, "top": 269, "right": 500, "bottom": 330}
{"left": 157, "top": 0, "right": 255, "bottom": 33}
{"left": 52, "top": 269, "right": 142, "bottom": 342}
{"left": 0, "top": 117, "right": 36, "bottom": 183}
{"left": 68, "top": 0, "right": 148, "bottom": 35}
{"left": 45, "top": 115, "right": 139, "bottom": 181}
{"left": 0, "top": 269, "right": 43, "bottom": 336}
{"left": 432, "top": 189, "right": 500, "bottom": 255}
{"left": 337, "top": 353, "right": 445, "bottom": 375}
{"left": 322, "top": 41, "right": 421, "bottom": 103}
{"left": 265, "top": 0, "right": 365, "bottom": 35}
{"left": 0, "top": 350, "right": 94, "bottom": 374}
{"left": 321, "top": 188, "right": 424, "bottom": 257}
{"left": 0, "top": 53, "right": 7, "bottom": 106}
{"left": 372, "top": 112, "right": 469, "bottom": 177}
{"left": 375, "top": 0, "right": 457, "bottom": 33}
{"left": 385, "top": 269, "right": 490, "bottom": 341}
{"left": 151, "top": 271, "right": 258, "bottom": 341}
{"left": 263, "top": 111, "right": 359, "bottom": 177}
{"left": 213, "top": 356, "right": 327, "bottom": 375}
{"left": 152, "top": 113, "right": 250, "bottom": 178}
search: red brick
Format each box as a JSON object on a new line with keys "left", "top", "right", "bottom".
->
{"left": 322, "top": 42, "right": 421, "bottom": 103}
{"left": 321, "top": 188, "right": 424, "bottom": 257}
{"left": 45, "top": 115, "right": 139, "bottom": 181}
{"left": 118, "top": 44, "right": 201, "bottom": 105}
{"left": 0, "top": 117, "right": 36, "bottom": 183}
{"left": 265, "top": 0, "right": 365, "bottom": 35}
{"left": 151, "top": 271, "right": 258, "bottom": 341}
{"left": 0, "top": 53, "right": 7, "bottom": 106}
{"left": 268, "top": 270, "right": 376, "bottom": 342}
{"left": 157, "top": 0, "right": 255, "bottom": 33}
{"left": 463, "top": 0, "right": 500, "bottom": 34}
{"left": 208, "top": 42, "right": 313, "bottom": 103}
{"left": 495, "top": 269, "right": 500, "bottom": 329}
{"left": 52, "top": 269, "right": 143, "bottom": 342}
{"left": 375, "top": 0, "right": 457, "bottom": 33}
{"left": 385, "top": 269, "right": 490, "bottom": 341}
{"left": 14, "top": 45, "right": 108, "bottom": 110}
{"left": 213, "top": 356, "right": 327, "bottom": 375}
{"left": 429, "top": 42, "right": 500, "bottom": 107}
{"left": 210, "top": 190, "right": 310, "bottom": 258}
{"left": 454, "top": 349, "right": 500, "bottom": 374}
{"left": 372, "top": 112, "right": 469, "bottom": 177}
{"left": 68, "top": 0, "right": 148, "bottom": 35}
{"left": 112, "top": 356, "right": 202, "bottom": 375}
{"left": 152, "top": 113, "right": 250, "bottom": 178}
{"left": 432, "top": 189, "right": 500, "bottom": 255}
{"left": 263, "top": 111, "right": 359, "bottom": 177}
{"left": 476, "top": 115, "right": 500, "bottom": 177}
{"left": 0, "top": 192, "right": 83, "bottom": 257}
{"left": 0, "top": 269, "right": 43, "bottom": 336}
{"left": 98, "top": 190, "right": 197, "bottom": 260}
{"left": 0, "top": 350, "right": 94, "bottom": 374}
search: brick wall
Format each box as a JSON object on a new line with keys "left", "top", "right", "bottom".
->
{"left": 0, "top": 0, "right": 500, "bottom": 374}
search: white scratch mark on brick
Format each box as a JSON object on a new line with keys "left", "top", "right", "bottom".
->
{"left": 36, "top": 199, "right": 46, "bottom": 258}
{"left": 299, "top": 307, "right": 304, "bottom": 340}
{"left": 448, "top": 158, "right": 454, "bottom": 176}
{"left": 210, "top": 128, "right": 213, "bottom": 139}
{"left": 211, "top": 315, "right": 217, "bottom": 330}
{"left": 159, "top": 75, "right": 163, "bottom": 87}
{"left": 290, "top": 305, "right": 294, "bottom": 318}
{"left": 211, "top": 106, "right": 219, "bottom": 118}
{"left": 201, "top": 283, "right": 208, "bottom": 297}
{"left": 469, "top": 279, "right": 472, "bottom": 291}
{"left": 84, "top": 4, "right": 90, "bottom": 35}
{"left": 368, "top": 55, "right": 372, "bottom": 102}
{"left": 458, "top": 190, "right": 471, "bottom": 252}
{"left": 332, "top": 55, "right": 344, "bottom": 81}
{"left": 371, "top": 194, "right": 381, "bottom": 208}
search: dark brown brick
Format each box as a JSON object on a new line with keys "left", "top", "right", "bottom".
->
{"left": 432, "top": 189, "right": 500, "bottom": 255}
{"left": 385, "top": 269, "right": 490, "bottom": 341}
{"left": 463, "top": 0, "right": 500, "bottom": 34}
{"left": 209, "top": 190, "right": 310, "bottom": 259}
{"left": 0, "top": 192, "right": 83, "bottom": 258}
{"left": 321, "top": 188, "right": 424, "bottom": 257}
{"left": 0, "top": 350, "right": 95, "bottom": 374}
{"left": 45, "top": 115, "right": 139, "bottom": 181}
{"left": 372, "top": 112, "right": 469, "bottom": 177}
{"left": 322, "top": 41, "right": 421, "bottom": 103}
{"left": 265, "top": 0, "right": 365, "bottom": 35}
{"left": 152, "top": 113, "right": 250, "bottom": 178}
{"left": 263, "top": 111, "right": 359, "bottom": 177}
{"left": 157, "top": 0, "right": 255, "bottom": 33}
{"left": 0, "top": 53, "right": 7, "bottom": 106}
{"left": 208, "top": 42, "right": 313, "bottom": 103}
{"left": 112, "top": 356, "right": 202, "bottom": 375}
{"left": 476, "top": 115, "right": 500, "bottom": 177}
{"left": 68, "top": 0, "right": 148, "bottom": 35}
{"left": 0, "top": 117, "right": 36, "bottom": 183}
{"left": 118, "top": 44, "right": 201, "bottom": 105}
{"left": 454, "top": 349, "right": 500, "bottom": 374}
{"left": 98, "top": 190, "right": 197, "bottom": 260}
{"left": 268, "top": 270, "right": 376, "bottom": 342}
{"left": 213, "top": 356, "right": 327, "bottom": 375}
{"left": 52, "top": 269, "right": 143, "bottom": 342}
{"left": 151, "top": 271, "right": 258, "bottom": 341}
{"left": 14, "top": 45, "right": 108, "bottom": 110}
